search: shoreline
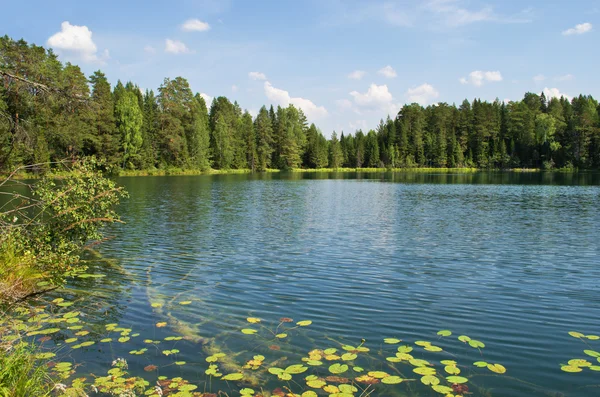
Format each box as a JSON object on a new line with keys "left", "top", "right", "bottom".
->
{"left": 1, "top": 166, "right": 585, "bottom": 180}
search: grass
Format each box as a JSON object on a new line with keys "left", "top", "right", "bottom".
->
{"left": 0, "top": 341, "right": 52, "bottom": 397}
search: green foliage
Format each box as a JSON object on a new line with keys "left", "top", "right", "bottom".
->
{"left": 0, "top": 158, "right": 127, "bottom": 290}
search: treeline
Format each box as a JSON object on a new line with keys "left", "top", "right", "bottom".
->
{"left": 1, "top": 35, "right": 599, "bottom": 173}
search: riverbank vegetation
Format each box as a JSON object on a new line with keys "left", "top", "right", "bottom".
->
{"left": 2, "top": 35, "right": 600, "bottom": 178}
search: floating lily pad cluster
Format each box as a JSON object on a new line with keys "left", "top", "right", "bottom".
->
{"left": 1, "top": 298, "right": 522, "bottom": 397}
{"left": 560, "top": 331, "right": 600, "bottom": 373}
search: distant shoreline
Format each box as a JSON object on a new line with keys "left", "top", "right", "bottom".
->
{"left": 4, "top": 167, "right": 587, "bottom": 180}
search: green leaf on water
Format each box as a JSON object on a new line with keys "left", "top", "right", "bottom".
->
{"left": 445, "top": 366, "right": 461, "bottom": 375}
{"left": 79, "top": 341, "right": 95, "bottom": 347}
{"left": 397, "top": 345, "right": 413, "bottom": 353}
{"left": 367, "top": 371, "right": 389, "bottom": 379}
{"left": 179, "top": 301, "right": 192, "bottom": 305}
{"left": 421, "top": 375, "right": 440, "bottom": 386}
{"left": 306, "top": 380, "right": 326, "bottom": 389}
{"left": 175, "top": 361, "right": 186, "bottom": 365}
{"left": 561, "top": 365, "right": 582, "bottom": 373}
{"left": 275, "top": 333, "right": 288, "bottom": 339}
{"left": 569, "top": 331, "right": 585, "bottom": 339}
{"left": 415, "top": 341, "right": 431, "bottom": 347}
{"left": 151, "top": 303, "right": 163, "bottom": 308}
{"left": 241, "top": 329, "right": 257, "bottom": 335}
{"left": 414, "top": 367, "right": 436, "bottom": 376}
{"left": 409, "top": 359, "right": 430, "bottom": 367}
{"left": 425, "top": 345, "right": 443, "bottom": 352}
{"left": 324, "top": 348, "right": 337, "bottom": 355}
{"left": 100, "top": 338, "right": 112, "bottom": 343}
{"left": 329, "top": 363, "right": 349, "bottom": 374}
{"left": 437, "top": 330, "right": 452, "bottom": 337}
{"left": 473, "top": 361, "right": 488, "bottom": 368}
{"left": 353, "top": 367, "right": 364, "bottom": 372}
{"left": 57, "top": 302, "right": 74, "bottom": 307}
{"left": 587, "top": 335, "right": 600, "bottom": 340}
{"left": 458, "top": 335, "right": 471, "bottom": 343}
{"left": 432, "top": 385, "right": 453, "bottom": 394}
{"left": 446, "top": 376, "right": 468, "bottom": 384}
{"left": 65, "top": 338, "right": 78, "bottom": 344}
{"left": 285, "top": 364, "right": 308, "bottom": 374}
{"left": 469, "top": 340, "right": 485, "bottom": 349}
{"left": 584, "top": 350, "right": 600, "bottom": 358}
{"left": 297, "top": 320, "right": 312, "bottom": 326}
{"left": 341, "top": 353, "right": 357, "bottom": 361}
{"left": 302, "top": 391, "right": 318, "bottom": 397}
{"left": 118, "top": 337, "right": 130, "bottom": 343}
{"left": 384, "top": 338, "right": 401, "bottom": 344}
{"left": 381, "top": 376, "right": 403, "bottom": 385}
{"left": 306, "top": 360, "right": 322, "bottom": 366}
{"left": 487, "top": 363, "right": 506, "bottom": 374}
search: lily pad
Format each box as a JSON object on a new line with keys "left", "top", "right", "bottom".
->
{"left": 241, "top": 329, "right": 257, "bottom": 335}
{"left": 421, "top": 375, "right": 440, "bottom": 386}
{"left": 446, "top": 376, "right": 468, "bottom": 384}
{"left": 297, "top": 320, "right": 312, "bottom": 326}
{"left": 247, "top": 317, "right": 261, "bottom": 323}
{"left": 179, "top": 301, "right": 192, "bottom": 305}
{"left": 329, "top": 364, "right": 349, "bottom": 374}
{"left": 381, "top": 376, "right": 403, "bottom": 384}
{"left": 487, "top": 363, "right": 506, "bottom": 374}
{"left": 384, "top": 338, "right": 401, "bottom": 344}
{"left": 437, "top": 330, "right": 452, "bottom": 337}
{"left": 468, "top": 340, "right": 485, "bottom": 349}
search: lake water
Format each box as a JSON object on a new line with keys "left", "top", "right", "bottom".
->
{"left": 65, "top": 172, "right": 600, "bottom": 397}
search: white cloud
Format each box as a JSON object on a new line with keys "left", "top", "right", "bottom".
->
{"left": 460, "top": 70, "right": 503, "bottom": 87}
{"left": 555, "top": 74, "right": 574, "bottom": 82}
{"left": 349, "top": 120, "right": 369, "bottom": 131}
{"left": 406, "top": 83, "right": 440, "bottom": 105}
{"left": 533, "top": 74, "right": 546, "bottom": 83}
{"left": 144, "top": 45, "right": 156, "bottom": 54}
{"left": 264, "top": 81, "right": 328, "bottom": 120}
{"left": 562, "top": 22, "right": 592, "bottom": 35}
{"left": 543, "top": 87, "right": 571, "bottom": 101}
{"left": 231, "top": 85, "right": 239, "bottom": 92}
{"left": 165, "top": 39, "right": 190, "bottom": 54}
{"left": 200, "top": 93, "right": 213, "bottom": 104}
{"left": 47, "top": 21, "right": 106, "bottom": 63}
{"left": 348, "top": 70, "right": 366, "bottom": 80}
{"left": 349, "top": 84, "right": 400, "bottom": 114}
{"left": 426, "top": 0, "right": 494, "bottom": 27}
{"left": 182, "top": 19, "right": 211, "bottom": 32}
{"left": 335, "top": 99, "right": 354, "bottom": 111}
{"left": 378, "top": 65, "right": 397, "bottom": 78}
{"left": 249, "top": 71, "right": 267, "bottom": 81}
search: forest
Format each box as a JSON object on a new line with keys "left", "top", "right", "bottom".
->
{"left": 1, "top": 35, "right": 600, "bottom": 174}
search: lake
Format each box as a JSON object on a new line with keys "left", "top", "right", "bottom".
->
{"left": 66, "top": 171, "right": 600, "bottom": 397}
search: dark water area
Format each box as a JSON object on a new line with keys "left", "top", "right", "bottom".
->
{"left": 10, "top": 171, "right": 600, "bottom": 397}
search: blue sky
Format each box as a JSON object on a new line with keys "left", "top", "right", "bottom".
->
{"left": 2, "top": 0, "right": 598, "bottom": 136}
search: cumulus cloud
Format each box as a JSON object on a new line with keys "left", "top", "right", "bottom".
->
{"left": 47, "top": 21, "right": 107, "bottom": 63}
{"left": 181, "top": 19, "right": 211, "bottom": 32}
{"left": 460, "top": 70, "right": 503, "bottom": 87}
{"left": 335, "top": 99, "right": 354, "bottom": 111}
{"left": 249, "top": 71, "right": 267, "bottom": 81}
{"left": 264, "top": 81, "right": 328, "bottom": 119}
{"left": 378, "top": 65, "right": 397, "bottom": 78}
{"left": 349, "top": 84, "right": 400, "bottom": 114}
{"left": 543, "top": 87, "right": 571, "bottom": 101}
{"left": 562, "top": 22, "right": 592, "bottom": 35}
{"left": 200, "top": 93, "right": 213, "bottom": 104}
{"left": 348, "top": 70, "right": 366, "bottom": 80}
{"left": 533, "top": 74, "right": 546, "bottom": 83}
{"left": 405, "top": 83, "right": 440, "bottom": 105}
{"left": 165, "top": 39, "right": 190, "bottom": 54}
